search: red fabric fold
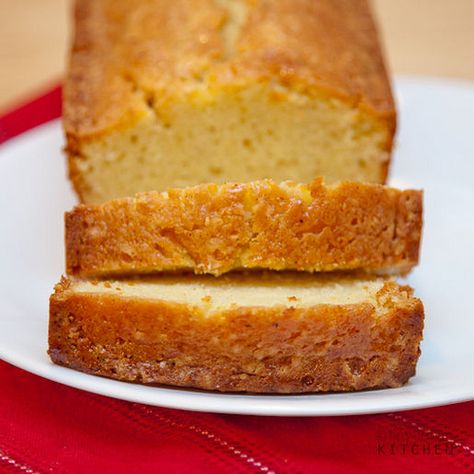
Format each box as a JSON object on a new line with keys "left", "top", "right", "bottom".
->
{"left": 0, "top": 87, "right": 472, "bottom": 474}
{"left": 0, "top": 85, "right": 61, "bottom": 145}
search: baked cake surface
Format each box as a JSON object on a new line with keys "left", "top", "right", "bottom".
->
{"left": 49, "top": 273, "right": 423, "bottom": 393}
{"left": 64, "top": 0, "right": 396, "bottom": 203}
{"left": 66, "top": 179, "right": 422, "bottom": 277}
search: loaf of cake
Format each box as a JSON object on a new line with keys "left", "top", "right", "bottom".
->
{"left": 64, "top": 0, "right": 396, "bottom": 203}
{"left": 51, "top": 0, "right": 423, "bottom": 395}
{"left": 66, "top": 179, "right": 422, "bottom": 277}
{"left": 49, "top": 273, "right": 423, "bottom": 393}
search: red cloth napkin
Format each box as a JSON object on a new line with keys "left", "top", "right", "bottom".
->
{"left": 0, "top": 87, "right": 473, "bottom": 474}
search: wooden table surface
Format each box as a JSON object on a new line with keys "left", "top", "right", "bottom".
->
{"left": 0, "top": 0, "right": 473, "bottom": 113}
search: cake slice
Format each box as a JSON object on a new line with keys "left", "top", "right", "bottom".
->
{"left": 66, "top": 179, "right": 422, "bottom": 278}
{"left": 64, "top": 0, "right": 395, "bottom": 203}
{"left": 49, "top": 273, "right": 423, "bottom": 393}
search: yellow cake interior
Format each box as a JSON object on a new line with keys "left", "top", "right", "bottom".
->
{"left": 71, "top": 272, "right": 389, "bottom": 311}
{"left": 73, "top": 85, "right": 390, "bottom": 203}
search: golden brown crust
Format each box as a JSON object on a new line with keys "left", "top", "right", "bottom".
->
{"left": 65, "top": 179, "right": 422, "bottom": 277}
{"left": 48, "top": 278, "right": 423, "bottom": 393}
{"left": 63, "top": 0, "right": 395, "bottom": 139}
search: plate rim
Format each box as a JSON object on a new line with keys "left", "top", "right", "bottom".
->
{"left": 2, "top": 345, "right": 474, "bottom": 417}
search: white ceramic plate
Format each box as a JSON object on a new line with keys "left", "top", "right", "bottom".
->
{"left": 0, "top": 76, "right": 473, "bottom": 416}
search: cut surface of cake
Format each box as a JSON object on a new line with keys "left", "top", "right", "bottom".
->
{"left": 66, "top": 179, "right": 422, "bottom": 277}
{"left": 64, "top": 0, "right": 396, "bottom": 203}
{"left": 49, "top": 273, "right": 423, "bottom": 393}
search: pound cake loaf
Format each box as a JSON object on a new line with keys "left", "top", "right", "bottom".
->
{"left": 49, "top": 273, "right": 423, "bottom": 393}
{"left": 66, "top": 179, "right": 422, "bottom": 277}
{"left": 64, "top": 0, "right": 396, "bottom": 203}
